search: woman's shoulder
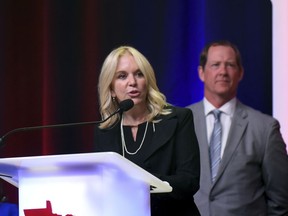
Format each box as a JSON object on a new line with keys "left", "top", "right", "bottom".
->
{"left": 163, "top": 105, "right": 193, "bottom": 119}
{"left": 166, "top": 105, "right": 192, "bottom": 113}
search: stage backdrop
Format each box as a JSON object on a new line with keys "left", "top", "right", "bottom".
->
{"left": 0, "top": 0, "right": 272, "bottom": 204}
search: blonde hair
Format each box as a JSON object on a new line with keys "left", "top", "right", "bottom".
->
{"left": 98, "top": 46, "right": 171, "bottom": 129}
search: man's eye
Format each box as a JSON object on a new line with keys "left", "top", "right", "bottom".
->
{"left": 227, "top": 63, "right": 236, "bottom": 68}
{"left": 211, "top": 63, "right": 219, "bottom": 67}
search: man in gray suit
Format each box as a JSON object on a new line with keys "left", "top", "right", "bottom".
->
{"left": 187, "top": 40, "right": 288, "bottom": 216}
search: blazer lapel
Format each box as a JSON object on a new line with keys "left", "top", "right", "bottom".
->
{"left": 141, "top": 112, "right": 178, "bottom": 160}
{"left": 100, "top": 122, "right": 123, "bottom": 153}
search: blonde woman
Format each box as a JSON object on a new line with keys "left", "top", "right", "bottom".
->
{"left": 95, "top": 46, "right": 200, "bottom": 215}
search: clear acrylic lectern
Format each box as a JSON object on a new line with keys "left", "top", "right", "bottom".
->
{"left": 0, "top": 152, "right": 172, "bottom": 216}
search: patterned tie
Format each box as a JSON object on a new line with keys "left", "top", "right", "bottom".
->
{"left": 210, "top": 109, "right": 222, "bottom": 182}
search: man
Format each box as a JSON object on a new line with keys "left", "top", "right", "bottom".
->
{"left": 187, "top": 40, "right": 288, "bottom": 215}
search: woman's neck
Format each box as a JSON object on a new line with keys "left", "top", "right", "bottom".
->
{"left": 122, "top": 108, "right": 148, "bottom": 126}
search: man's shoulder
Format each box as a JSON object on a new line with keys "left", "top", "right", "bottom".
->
{"left": 186, "top": 101, "right": 203, "bottom": 112}
{"left": 237, "top": 102, "right": 278, "bottom": 124}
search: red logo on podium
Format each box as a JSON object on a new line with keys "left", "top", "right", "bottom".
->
{"left": 23, "top": 200, "right": 73, "bottom": 216}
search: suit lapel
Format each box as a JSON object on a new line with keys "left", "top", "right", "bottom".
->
{"left": 213, "top": 101, "right": 248, "bottom": 184}
{"left": 192, "top": 102, "right": 214, "bottom": 186}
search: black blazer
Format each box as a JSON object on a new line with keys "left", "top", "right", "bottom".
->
{"left": 94, "top": 106, "right": 200, "bottom": 216}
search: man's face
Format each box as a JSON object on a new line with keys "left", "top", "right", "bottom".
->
{"left": 199, "top": 45, "right": 243, "bottom": 101}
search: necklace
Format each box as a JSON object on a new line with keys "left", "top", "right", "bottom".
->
{"left": 121, "top": 116, "right": 149, "bottom": 156}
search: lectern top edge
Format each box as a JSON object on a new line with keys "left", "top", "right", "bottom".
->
{"left": 0, "top": 152, "right": 172, "bottom": 193}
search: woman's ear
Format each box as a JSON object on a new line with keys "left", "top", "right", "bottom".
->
{"left": 110, "top": 89, "right": 116, "bottom": 97}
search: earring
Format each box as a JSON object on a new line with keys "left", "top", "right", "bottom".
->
{"left": 112, "top": 97, "right": 116, "bottom": 102}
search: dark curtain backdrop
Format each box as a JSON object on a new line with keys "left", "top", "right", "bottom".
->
{"left": 0, "top": 0, "right": 272, "bottom": 204}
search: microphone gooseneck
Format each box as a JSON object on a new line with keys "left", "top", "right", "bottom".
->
{"left": 0, "top": 99, "right": 134, "bottom": 148}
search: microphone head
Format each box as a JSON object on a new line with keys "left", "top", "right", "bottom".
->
{"left": 119, "top": 99, "right": 134, "bottom": 112}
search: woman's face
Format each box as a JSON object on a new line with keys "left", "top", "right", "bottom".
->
{"left": 111, "top": 53, "right": 148, "bottom": 107}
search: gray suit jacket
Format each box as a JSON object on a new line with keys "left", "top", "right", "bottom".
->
{"left": 188, "top": 100, "right": 288, "bottom": 216}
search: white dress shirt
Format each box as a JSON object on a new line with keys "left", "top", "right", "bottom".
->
{"left": 203, "top": 98, "right": 236, "bottom": 158}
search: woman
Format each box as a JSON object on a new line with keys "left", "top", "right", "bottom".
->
{"left": 94, "top": 46, "right": 200, "bottom": 215}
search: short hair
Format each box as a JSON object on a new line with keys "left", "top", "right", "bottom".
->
{"left": 98, "top": 46, "right": 171, "bottom": 129}
{"left": 199, "top": 40, "right": 243, "bottom": 70}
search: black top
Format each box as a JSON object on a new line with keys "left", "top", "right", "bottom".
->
{"left": 94, "top": 106, "right": 200, "bottom": 216}
{"left": 122, "top": 122, "right": 153, "bottom": 164}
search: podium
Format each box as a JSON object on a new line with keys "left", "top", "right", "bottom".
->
{"left": 0, "top": 152, "right": 172, "bottom": 216}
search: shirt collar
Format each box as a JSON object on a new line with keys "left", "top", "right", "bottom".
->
{"left": 204, "top": 97, "right": 237, "bottom": 117}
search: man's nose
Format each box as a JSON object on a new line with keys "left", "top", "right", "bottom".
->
{"left": 219, "top": 64, "right": 228, "bottom": 74}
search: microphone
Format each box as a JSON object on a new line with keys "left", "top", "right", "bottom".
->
{"left": 0, "top": 99, "right": 134, "bottom": 148}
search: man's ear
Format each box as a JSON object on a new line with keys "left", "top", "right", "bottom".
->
{"left": 198, "top": 66, "right": 205, "bottom": 82}
{"left": 239, "top": 68, "right": 244, "bottom": 81}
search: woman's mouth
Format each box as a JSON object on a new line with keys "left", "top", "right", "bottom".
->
{"left": 128, "top": 90, "right": 140, "bottom": 97}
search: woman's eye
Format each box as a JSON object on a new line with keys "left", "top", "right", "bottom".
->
{"left": 117, "top": 73, "right": 127, "bottom": 79}
{"left": 136, "top": 71, "right": 144, "bottom": 77}
{"left": 135, "top": 70, "right": 144, "bottom": 77}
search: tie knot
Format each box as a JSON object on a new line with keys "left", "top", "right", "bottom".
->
{"left": 212, "top": 109, "right": 221, "bottom": 120}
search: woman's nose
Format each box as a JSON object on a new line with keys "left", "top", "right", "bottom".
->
{"left": 128, "top": 75, "right": 136, "bottom": 85}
